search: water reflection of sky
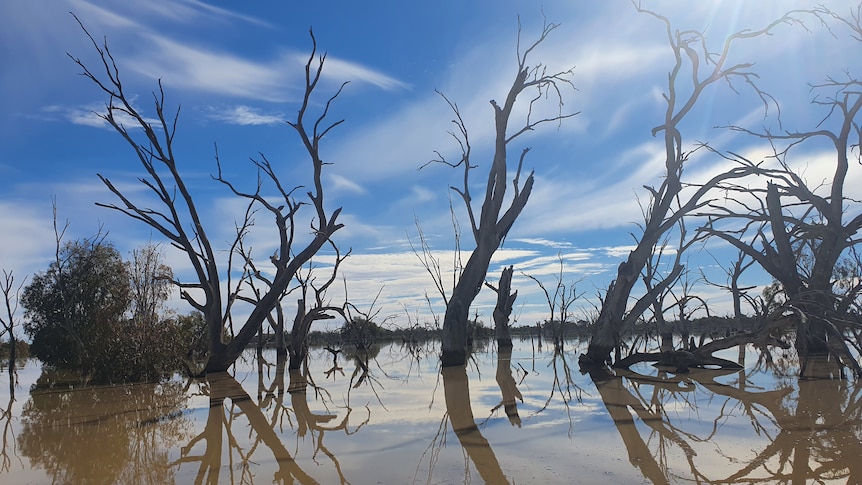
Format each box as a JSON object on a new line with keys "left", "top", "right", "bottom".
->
{"left": 2, "top": 340, "right": 862, "bottom": 484}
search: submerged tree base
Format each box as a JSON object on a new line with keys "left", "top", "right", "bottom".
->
{"left": 578, "top": 344, "right": 614, "bottom": 371}
{"left": 441, "top": 349, "right": 468, "bottom": 368}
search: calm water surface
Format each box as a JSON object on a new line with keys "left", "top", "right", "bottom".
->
{"left": 1, "top": 339, "right": 860, "bottom": 484}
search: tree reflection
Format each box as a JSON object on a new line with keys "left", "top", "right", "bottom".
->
{"left": 289, "top": 369, "right": 370, "bottom": 484}
{"left": 589, "top": 357, "right": 862, "bottom": 483}
{"left": 720, "top": 358, "right": 862, "bottom": 483}
{"left": 176, "top": 371, "right": 318, "bottom": 484}
{"left": 176, "top": 355, "right": 369, "bottom": 485}
{"left": 418, "top": 347, "right": 526, "bottom": 483}
{"left": 340, "top": 346, "right": 393, "bottom": 409}
{"left": 441, "top": 365, "right": 508, "bottom": 484}
{"left": 17, "top": 369, "right": 191, "bottom": 484}
{"left": 0, "top": 381, "right": 18, "bottom": 473}
{"left": 492, "top": 347, "right": 522, "bottom": 427}
{"left": 590, "top": 367, "right": 697, "bottom": 484}
{"left": 532, "top": 349, "right": 585, "bottom": 437}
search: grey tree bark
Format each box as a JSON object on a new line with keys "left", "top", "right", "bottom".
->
{"left": 579, "top": 7, "right": 796, "bottom": 369}
{"left": 488, "top": 266, "right": 517, "bottom": 348}
{"left": 429, "top": 21, "right": 577, "bottom": 367}
{"left": 697, "top": 6, "right": 862, "bottom": 376}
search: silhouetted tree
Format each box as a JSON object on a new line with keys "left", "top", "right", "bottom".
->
{"left": 579, "top": 6, "right": 799, "bottom": 368}
{"left": 523, "top": 253, "right": 582, "bottom": 350}
{"left": 486, "top": 265, "right": 517, "bottom": 348}
{"left": 69, "top": 19, "right": 345, "bottom": 373}
{"left": 426, "top": 20, "right": 577, "bottom": 366}
{"left": 0, "top": 270, "right": 24, "bottom": 376}
{"left": 698, "top": 5, "right": 862, "bottom": 376}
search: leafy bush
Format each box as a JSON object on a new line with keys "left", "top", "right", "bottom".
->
{"left": 22, "top": 239, "right": 205, "bottom": 383}
{"left": 340, "top": 318, "right": 381, "bottom": 350}
{"left": 22, "top": 239, "right": 131, "bottom": 372}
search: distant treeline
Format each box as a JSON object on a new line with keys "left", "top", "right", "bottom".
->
{"left": 252, "top": 314, "right": 763, "bottom": 350}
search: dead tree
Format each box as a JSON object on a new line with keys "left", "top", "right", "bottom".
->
{"left": 0, "top": 270, "right": 24, "bottom": 378}
{"left": 286, "top": 246, "right": 349, "bottom": 371}
{"left": 637, "top": 218, "right": 689, "bottom": 355}
{"left": 486, "top": 265, "right": 517, "bottom": 348}
{"left": 703, "top": 251, "right": 757, "bottom": 336}
{"left": 70, "top": 21, "right": 345, "bottom": 373}
{"left": 238, "top": 231, "right": 348, "bottom": 369}
{"left": 425, "top": 20, "right": 577, "bottom": 366}
{"left": 522, "top": 253, "right": 583, "bottom": 350}
{"left": 578, "top": 6, "right": 799, "bottom": 369}
{"left": 697, "top": 6, "right": 862, "bottom": 376}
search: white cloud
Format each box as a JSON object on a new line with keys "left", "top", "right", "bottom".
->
{"left": 130, "top": 0, "right": 273, "bottom": 28}
{"left": 311, "top": 55, "right": 410, "bottom": 91}
{"left": 68, "top": 107, "right": 111, "bottom": 128}
{"left": 124, "top": 34, "right": 408, "bottom": 103}
{"left": 130, "top": 34, "right": 295, "bottom": 102}
{"left": 208, "top": 105, "right": 284, "bottom": 125}
{"left": 43, "top": 101, "right": 162, "bottom": 130}
{"left": 601, "top": 245, "right": 637, "bottom": 258}
{"left": 515, "top": 141, "right": 667, "bottom": 235}
{"left": 69, "top": 0, "right": 140, "bottom": 29}
{"left": 328, "top": 95, "right": 457, "bottom": 181}
{"left": 408, "top": 185, "right": 437, "bottom": 204}
{"left": 510, "top": 238, "right": 573, "bottom": 249}
{"left": 0, "top": 203, "right": 57, "bottom": 274}
{"left": 328, "top": 173, "right": 367, "bottom": 195}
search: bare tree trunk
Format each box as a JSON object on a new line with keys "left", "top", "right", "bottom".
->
{"left": 658, "top": 316, "right": 673, "bottom": 353}
{"left": 70, "top": 24, "right": 345, "bottom": 376}
{"left": 432, "top": 22, "right": 575, "bottom": 367}
{"left": 274, "top": 312, "right": 286, "bottom": 358}
{"left": 289, "top": 299, "right": 309, "bottom": 371}
{"left": 1, "top": 271, "right": 18, "bottom": 377}
{"left": 441, "top": 294, "right": 473, "bottom": 367}
{"left": 256, "top": 322, "right": 264, "bottom": 354}
{"left": 583, "top": 255, "right": 656, "bottom": 365}
{"left": 579, "top": 7, "right": 787, "bottom": 368}
{"left": 491, "top": 266, "right": 517, "bottom": 348}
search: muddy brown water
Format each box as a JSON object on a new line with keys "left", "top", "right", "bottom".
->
{"left": 1, "top": 340, "right": 860, "bottom": 484}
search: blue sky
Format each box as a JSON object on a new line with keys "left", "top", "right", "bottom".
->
{"left": 1, "top": 0, "right": 859, "bottom": 331}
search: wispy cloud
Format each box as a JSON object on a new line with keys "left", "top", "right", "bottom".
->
{"left": 0, "top": 202, "right": 57, "bottom": 271}
{"left": 68, "top": 0, "right": 140, "bottom": 29}
{"left": 70, "top": 0, "right": 272, "bottom": 30}
{"left": 124, "top": 34, "right": 408, "bottom": 102}
{"left": 131, "top": 0, "right": 273, "bottom": 28}
{"left": 130, "top": 34, "right": 295, "bottom": 102}
{"left": 601, "top": 245, "right": 637, "bottom": 258}
{"left": 43, "top": 102, "right": 161, "bottom": 129}
{"left": 208, "top": 105, "right": 284, "bottom": 125}
{"left": 511, "top": 238, "right": 573, "bottom": 249}
{"left": 311, "top": 55, "right": 410, "bottom": 91}
{"left": 328, "top": 174, "right": 367, "bottom": 196}
{"left": 62, "top": 1, "right": 406, "bottom": 103}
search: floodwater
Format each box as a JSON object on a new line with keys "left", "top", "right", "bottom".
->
{"left": 1, "top": 339, "right": 861, "bottom": 484}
